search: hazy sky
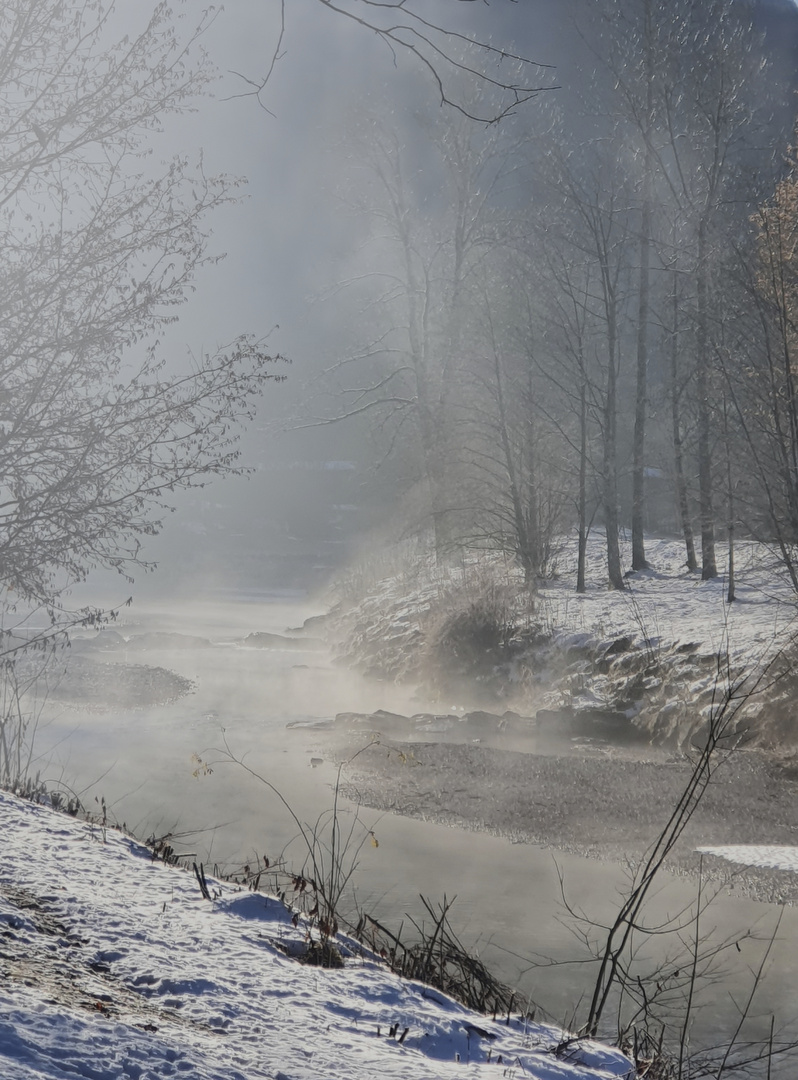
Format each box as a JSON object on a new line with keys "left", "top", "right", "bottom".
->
{"left": 159, "top": 2, "right": 563, "bottom": 363}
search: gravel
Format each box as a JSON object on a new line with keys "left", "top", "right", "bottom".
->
{"left": 338, "top": 736, "right": 798, "bottom": 904}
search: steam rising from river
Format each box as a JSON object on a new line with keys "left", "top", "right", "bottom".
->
{"left": 22, "top": 593, "right": 798, "bottom": 1046}
{"left": 38, "top": 596, "right": 446, "bottom": 844}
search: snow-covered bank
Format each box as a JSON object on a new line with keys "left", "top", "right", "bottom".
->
{"left": 327, "top": 535, "right": 798, "bottom": 746}
{"left": 0, "top": 791, "right": 632, "bottom": 1080}
{"left": 540, "top": 535, "right": 797, "bottom": 663}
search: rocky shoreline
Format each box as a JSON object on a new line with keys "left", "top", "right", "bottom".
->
{"left": 336, "top": 733, "right": 798, "bottom": 906}
{"left": 316, "top": 559, "right": 798, "bottom": 907}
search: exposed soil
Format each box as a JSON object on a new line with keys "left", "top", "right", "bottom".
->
{"left": 338, "top": 736, "right": 798, "bottom": 905}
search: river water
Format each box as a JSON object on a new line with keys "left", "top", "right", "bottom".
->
{"left": 32, "top": 595, "right": 798, "bottom": 1062}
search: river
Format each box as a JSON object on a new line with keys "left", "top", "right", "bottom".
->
{"left": 31, "top": 594, "right": 798, "bottom": 1064}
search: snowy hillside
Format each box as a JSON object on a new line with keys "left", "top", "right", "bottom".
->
{"left": 0, "top": 792, "right": 632, "bottom": 1080}
{"left": 329, "top": 535, "right": 798, "bottom": 746}
{"left": 539, "top": 535, "right": 797, "bottom": 663}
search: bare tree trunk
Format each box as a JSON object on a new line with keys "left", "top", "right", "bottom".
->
{"left": 429, "top": 456, "right": 449, "bottom": 562}
{"left": 727, "top": 480, "right": 736, "bottom": 603}
{"left": 396, "top": 210, "right": 448, "bottom": 562}
{"left": 525, "top": 363, "right": 541, "bottom": 585}
{"left": 632, "top": 5, "right": 654, "bottom": 572}
{"left": 491, "top": 320, "right": 534, "bottom": 585}
{"left": 605, "top": 310, "right": 625, "bottom": 590}
{"left": 724, "top": 395, "right": 736, "bottom": 603}
{"left": 415, "top": 374, "right": 448, "bottom": 561}
{"left": 632, "top": 185, "right": 651, "bottom": 571}
{"left": 697, "top": 216, "right": 718, "bottom": 579}
{"left": 670, "top": 277, "right": 698, "bottom": 571}
{"left": 577, "top": 378, "right": 588, "bottom": 594}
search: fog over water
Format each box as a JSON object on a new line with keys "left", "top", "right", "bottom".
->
{"left": 38, "top": 0, "right": 798, "bottom": 1061}
{"left": 29, "top": 595, "right": 798, "bottom": 1049}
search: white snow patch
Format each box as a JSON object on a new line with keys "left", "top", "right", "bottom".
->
{"left": 539, "top": 534, "right": 798, "bottom": 664}
{"left": 0, "top": 791, "right": 632, "bottom": 1080}
{"left": 697, "top": 845, "right": 798, "bottom": 874}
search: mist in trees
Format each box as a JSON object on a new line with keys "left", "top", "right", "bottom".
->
{"left": 309, "top": 0, "right": 798, "bottom": 595}
{"left": 0, "top": 2, "right": 285, "bottom": 628}
{"left": 4, "top": 0, "right": 798, "bottom": 612}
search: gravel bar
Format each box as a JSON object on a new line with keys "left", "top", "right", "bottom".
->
{"left": 338, "top": 737, "right": 798, "bottom": 904}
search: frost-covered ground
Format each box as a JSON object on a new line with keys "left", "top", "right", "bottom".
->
{"left": 336, "top": 534, "right": 798, "bottom": 677}
{"left": 0, "top": 791, "right": 633, "bottom": 1080}
{"left": 332, "top": 533, "right": 798, "bottom": 746}
{"left": 541, "top": 534, "right": 798, "bottom": 665}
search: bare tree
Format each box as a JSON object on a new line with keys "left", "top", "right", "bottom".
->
{"left": 667, "top": 270, "right": 699, "bottom": 572}
{"left": 241, "top": 0, "right": 554, "bottom": 124}
{"left": 460, "top": 274, "right": 567, "bottom": 585}
{"left": 0, "top": 1, "right": 282, "bottom": 611}
{"left": 648, "top": 0, "right": 771, "bottom": 580}
{"left": 721, "top": 129, "right": 798, "bottom": 592}
{"left": 575, "top": 0, "right": 778, "bottom": 582}
{"left": 587, "top": 0, "right": 659, "bottom": 573}
{"left": 516, "top": 220, "right": 603, "bottom": 594}
{"left": 538, "top": 135, "right": 635, "bottom": 591}
{"left": 308, "top": 108, "right": 525, "bottom": 557}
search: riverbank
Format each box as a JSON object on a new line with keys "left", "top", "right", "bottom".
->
{"left": 337, "top": 735, "right": 798, "bottom": 905}
{"left": 13, "top": 590, "right": 798, "bottom": 1071}
{"left": 324, "top": 535, "right": 798, "bottom": 748}
{"left": 0, "top": 789, "right": 633, "bottom": 1080}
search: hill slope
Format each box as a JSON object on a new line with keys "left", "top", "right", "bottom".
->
{"left": 0, "top": 791, "right": 631, "bottom": 1080}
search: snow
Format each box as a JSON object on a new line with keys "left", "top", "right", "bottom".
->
{"left": 343, "top": 533, "right": 798, "bottom": 680}
{"left": 7, "top": 534, "right": 797, "bottom": 1077}
{"left": 0, "top": 791, "right": 633, "bottom": 1080}
{"left": 697, "top": 845, "right": 798, "bottom": 873}
{"left": 540, "top": 534, "right": 798, "bottom": 664}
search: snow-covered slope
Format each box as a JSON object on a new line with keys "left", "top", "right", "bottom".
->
{"left": 330, "top": 535, "right": 798, "bottom": 745}
{"left": 334, "top": 535, "right": 798, "bottom": 674}
{"left": 0, "top": 791, "right": 632, "bottom": 1080}
{"left": 540, "top": 535, "right": 797, "bottom": 664}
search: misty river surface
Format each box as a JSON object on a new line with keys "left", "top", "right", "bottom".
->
{"left": 35, "top": 595, "right": 798, "bottom": 1050}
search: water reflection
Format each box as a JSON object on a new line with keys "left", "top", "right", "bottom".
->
{"left": 33, "top": 596, "right": 798, "bottom": 1055}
